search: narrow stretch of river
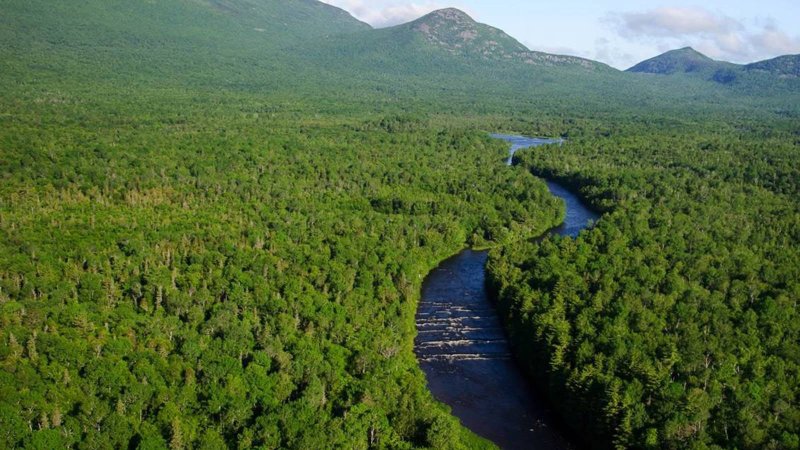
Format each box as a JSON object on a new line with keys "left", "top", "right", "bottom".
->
{"left": 414, "top": 134, "right": 599, "bottom": 450}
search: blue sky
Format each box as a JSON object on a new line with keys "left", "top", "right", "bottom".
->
{"left": 320, "top": 0, "right": 800, "bottom": 69}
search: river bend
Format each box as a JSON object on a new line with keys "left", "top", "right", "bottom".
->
{"left": 414, "top": 134, "right": 598, "bottom": 450}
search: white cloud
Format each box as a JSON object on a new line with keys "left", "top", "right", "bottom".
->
{"left": 609, "top": 7, "right": 800, "bottom": 63}
{"left": 750, "top": 21, "right": 800, "bottom": 56}
{"left": 617, "top": 7, "right": 740, "bottom": 38}
{"left": 320, "top": 0, "right": 447, "bottom": 28}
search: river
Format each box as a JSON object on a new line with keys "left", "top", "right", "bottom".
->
{"left": 413, "top": 134, "right": 599, "bottom": 449}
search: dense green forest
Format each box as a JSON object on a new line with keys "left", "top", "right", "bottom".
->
{"left": 0, "top": 86, "right": 569, "bottom": 448}
{"left": 487, "top": 121, "right": 800, "bottom": 449}
{"left": 1, "top": 0, "right": 799, "bottom": 449}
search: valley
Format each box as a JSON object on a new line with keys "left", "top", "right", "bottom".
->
{"left": 0, "top": 1, "right": 798, "bottom": 449}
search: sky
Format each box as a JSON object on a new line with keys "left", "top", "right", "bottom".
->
{"left": 319, "top": 0, "right": 800, "bottom": 69}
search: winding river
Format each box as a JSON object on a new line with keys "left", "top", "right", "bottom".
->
{"left": 414, "top": 134, "right": 599, "bottom": 450}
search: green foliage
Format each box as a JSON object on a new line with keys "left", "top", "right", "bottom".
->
{"left": 626, "top": 47, "right": 800, "bottom": 92}
{"left": 488, "top": 121, "right": 800, "bottom": 449}
{"left": 0, "top": 82, "right": 563, "bottom": 447}
{"left": 0, "top": 1, "right": 798, "bottom": 449}
{"left": 746, "top": 54, "right": 800, "bottom": 77}
{"left": 626, "top": 47, "right": 731, "bottom": 75}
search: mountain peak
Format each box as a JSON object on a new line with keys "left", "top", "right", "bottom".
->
{"left": 406, "top": 7, "right": 528, "bottom": 57}
{"left": 423, "top": 8, "right": 475, "bottom": 23}
{"left": 411, "top": 8, "right": 479, "bottom": 34}
{"left": 375, "top": 7, "right": 602, "bottom": 70}
{"left": 627, "top": 47, "right": 718, "bottom": 74}
{"left": 673, "top": 47, "right": 711, "bottom": 58}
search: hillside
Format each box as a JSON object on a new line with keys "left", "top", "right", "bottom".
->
{"left": 299, "top": 9, "right": 800, "bottom": 114}
{"left": 1, "top": 0, "right": 796, "bottom": 110}
{"left": 627, "top": 47, "right": 800, "bottom": 90}
{"left": 312, "top": 8, "right": 605, "bottom": 70}
{"left": 0, "top": 0, "right": 370, "bottom": 87}
{"left": 403, "top": 8, "right": 600, "bottom": 69}
{"left": 0, "top": 0, "right": 369, "bottom": 49}
{"left": 626, "top": 47, "right": 727, "bottom": 75}
{"left": 746, "top": 54, "right": 800, "bottom": 77}
{"left": 291, "top": 7, "right": 641, "bottom": 110}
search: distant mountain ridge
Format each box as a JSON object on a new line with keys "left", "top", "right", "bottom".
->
{"left": 626, "top": 47, "right": 729, "bottom": 75}
{"left": 626, "top": 47, "right": 800, "bottom": 85}
{"left": 746, "top": 54, "right": 800, "bottom": 78}
{"left": 0, "top": 0, "right": 371, "bottom": 51}
{"left": 0, "top": 0, "right": 796, "bottom": 98}
{"left": 0, "top": 0, "right": 374, "bottom": 87}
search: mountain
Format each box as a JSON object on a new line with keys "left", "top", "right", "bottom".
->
{"left": 626, "top": 47, "right": 800, "bottom": 91}
{"left": 296, "top": 6, "right": 613, "bottom": 97}
{"left": 628, "top": 47, "right": 800, "bottom": 80}
{"left": 746, "top": 54, "right": 800, "bottom": 78}
{"left": 391, "top": 8, "right": 603, "bottom": 69}
{"left": 306, "top": 8, "right": 605, "bottom": 71}
{"left": 276, "top": 7, "right": 634, "bottom": 111}
{"left": 294, "top": 8, "right": 796, "bottom": 107}
{"left": 0, "top": 0, "right": 370, "bottom": 49}
{"left": 0, "top": 0, "right": 370, "bottom": 86}
{"left": 1, "top": 0, "right": 795, "bottom": 106}
{"left": 626, "top": 47, "right": 731, "bottom": 76}
{"left": 409, "top": 8, "right": 528, "bottom": 57}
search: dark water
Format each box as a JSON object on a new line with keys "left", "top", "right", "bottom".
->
{"left": 414, "top": 135, "right": 599, "bottom": 450}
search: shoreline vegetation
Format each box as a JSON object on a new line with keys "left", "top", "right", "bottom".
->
{"left": 414, "top": 133, "right": 595, "bottom": 449}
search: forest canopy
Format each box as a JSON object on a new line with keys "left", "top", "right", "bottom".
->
{"left": 1, "top": 0, "right": 799, "bottom": 448}
{"left": 488, "top": 125, "right": 800, "bottom": 449}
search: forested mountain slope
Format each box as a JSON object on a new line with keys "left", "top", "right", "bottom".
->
{"left": 746, "top": 54, "right": 800, "bottom": 77}
{"left": 627, "top": 47, "right": 731, "bottom": 75}
{"left": 0, "top": 0, "right": 369, "bottom": 86}
{"left": 0, "top": 0, "right": 369, "bottom": 50}
{"left": 300, "top": 8, "right": 615, "bottom": 95}
{"left": 627, "top": 47, "right": 800, "bottom": 90}
{"left": 2, "top": 0, "right": 796, "bottom": 109}
{"left": 630, "top": 47, "right": 800, "bottom": 80}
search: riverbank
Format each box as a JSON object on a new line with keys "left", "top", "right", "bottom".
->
{"left": 414, "top": 135, "right": 598, "bottom": 449}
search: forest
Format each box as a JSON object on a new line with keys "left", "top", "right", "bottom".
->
{"left": 0, "top": 86, "right": 569, "bottom": 449}
{"left": 487, "top": 120, "right": 800, "bottom": 449}
{"left": 4, "top": 83, "right": 797, "bottom": 450}
{"left": 1, "top": 0, "right": 799, "bottom": 449}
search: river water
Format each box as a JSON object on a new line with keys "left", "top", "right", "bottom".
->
{"left": 414, "top": 134, "right": 599, "bottom": 450}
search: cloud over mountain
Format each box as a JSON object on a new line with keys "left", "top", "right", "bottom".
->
{"left": 609, "top": 7, "right": 800, "bottom": 63}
